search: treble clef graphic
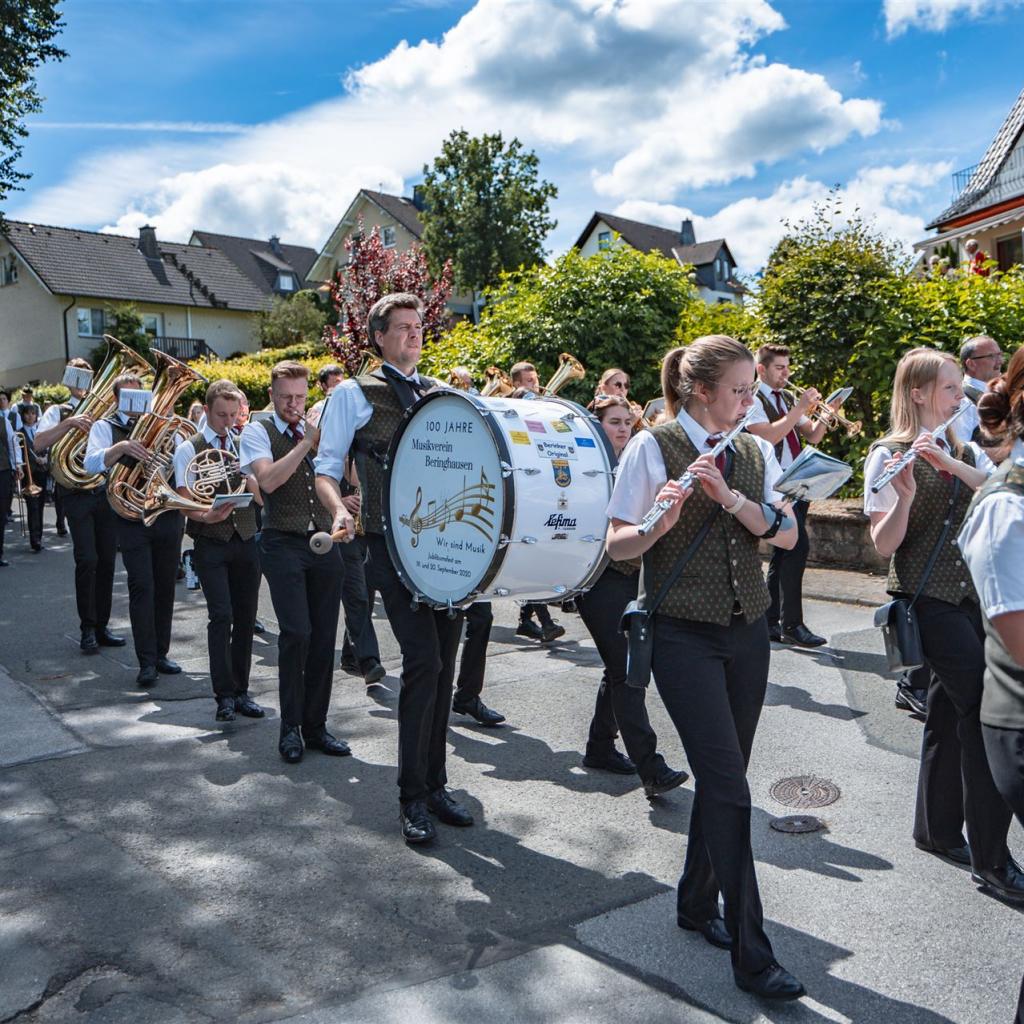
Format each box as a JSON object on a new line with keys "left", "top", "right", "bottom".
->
{"left": 401, "top": 487, "right": 425, "bottom": 546}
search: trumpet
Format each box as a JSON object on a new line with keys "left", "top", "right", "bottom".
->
{"left": 15, "top": 434, "right": 42, "bottom": 498}
{"left": 786, "top": 383, "right": 862, "bottom": 438}
{"left": 869, "top": 402, "right": 971, "bottom": 494}
{"left": 539, "top": 353, "right": 585, "bottom": 396}
{"left": 481, "top": 366, "right": 514, "bottom": 397}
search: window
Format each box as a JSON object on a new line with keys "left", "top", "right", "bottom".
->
{"left": 76, "top": 307, "right": 105, "bottom": 336}
{"left": 275, "top": 272, "right": 297, "bottom": 292}
{"left": 996, "top": 233, "right": 1023, "bottom": 272}
{"left": 0, "top": 254, "right": 18, "bottom": 286}
{"left": 598, "top": 230, "right": 611, "bottom": 251}
{"left": 142, "top": 313, "right": 162, "bottom": 337}
{"left": 382, "top": 225, "right": 397, "bottom": 249}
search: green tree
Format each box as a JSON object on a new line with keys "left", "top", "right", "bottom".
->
{"left": 88, "top": 303, "right": 152, "bottom": 367}
{"left": 419, "top": 129, "right": 557, "bottom": 310}
{"left": 255, "top": 290, "right": 330, "bottom": 349}
{"left": 0, "top": 1, "right": 66, "bottom": 217}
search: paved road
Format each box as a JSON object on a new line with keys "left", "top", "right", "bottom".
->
{"left": 0, "top": 510, "right": 1019, "bottom": 1024}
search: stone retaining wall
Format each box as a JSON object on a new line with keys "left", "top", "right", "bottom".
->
{"left": 805, "top": 498, "right": 887, "bottom": 572}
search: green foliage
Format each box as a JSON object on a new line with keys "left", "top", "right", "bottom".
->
{"left": 677, "top": 293, "right": 758, "bottom": 348}
{"left": 18, "top": 381, "right": 68, "bottom": 407}
{"left": 421, "top": 244, "right": 697, "bottom": 404}
{"left": 88, "top": 303, "right": 153, "bottom": 368}
{"left": 255, "top": 291, "right": 331, "bottom": 349}
{"left": 0, "top": 0, "right": 66, "bottom": 216}
{"left": 245, "top": 339, "right": 328, "bottom": 365}
{"left": 420, "top": 129, "right": 558, "bottom": 296}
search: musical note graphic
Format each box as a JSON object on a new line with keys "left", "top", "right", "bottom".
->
{"left": 399, "top": 466, "right": 496, "bottom": 547}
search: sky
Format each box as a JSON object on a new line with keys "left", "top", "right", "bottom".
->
{"left": 8, "top": 0, "right": 1024, "bottom": 275}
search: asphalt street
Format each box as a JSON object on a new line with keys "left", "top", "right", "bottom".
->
{"left": 0, "top": 507, "right": 1020, "bottom": 1024}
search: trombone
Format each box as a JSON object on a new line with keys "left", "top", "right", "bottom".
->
{"left": 15, "top": 434, "right": 43, "bottom": 498}
{"left": 786, "top": 383, "right": 862, "bottom": 438}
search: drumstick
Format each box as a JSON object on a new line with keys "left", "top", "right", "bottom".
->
{"left": 309, "top": 527, "right": 352, "bottom": 554}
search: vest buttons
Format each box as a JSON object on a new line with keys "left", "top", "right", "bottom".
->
{"left": 960, "top": 580, "right": 967, "bottom": 587}
{"left": 732, "top": 558, "right": 738, "bottom": 566}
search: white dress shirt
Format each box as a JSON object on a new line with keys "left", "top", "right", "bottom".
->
{"left": 83, "top": 412, "right": 133, "bottom": 477}
{"left": 959, "top": 439, "right": 1024, "bottom": 620}
{"left": 174, "top": 423, "right": 238, "bottom": 486}
{"left": 862, "top": 437, "right": 996, "bottom": 515}
{"left": 952, "top": 374, "right": 989, "bottom": 444}
{"left": 239, "top": 411, "right": 304, "bottom": 475}
{"left": 607, "top": 406, "right": 784, "bottom": 524}
{"left": 313, "top": 363, "right": 424, "bottom": 482}
{"left": 2, "top": 417, "right": 23, "bottom": 468}
{"left": 745, "top": 382, "right": 811, "bottom": 470}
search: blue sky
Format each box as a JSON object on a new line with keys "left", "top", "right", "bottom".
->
{"left": 10, "top": 0, "right": 1024, "bottom": 272}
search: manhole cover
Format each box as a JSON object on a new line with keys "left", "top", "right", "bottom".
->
{"left": 770, "top": 815, "right": 825, "bottom": 834}
{"left": 769, "top": 775, "right": 840, "bottom": 809}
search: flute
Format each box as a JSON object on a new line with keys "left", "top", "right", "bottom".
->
{"left": 869, "top": 401, "right": 971, "bottom": 494}
{"left": 636, "top": 409, "right": 755, "bottom": 536}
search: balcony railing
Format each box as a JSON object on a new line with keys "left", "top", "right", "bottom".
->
{"left": 952, "top": 164, "right": 979, "bottom": 200}
{"left": 152, "top": 336, "right": 213, "bottom": 361}
{"left": 952, "top": 147, "right": 1024, "bottom": 205}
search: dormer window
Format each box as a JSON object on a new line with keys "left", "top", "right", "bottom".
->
{"left": 276, "top": 272, "right": 297, "bottom": 292}
{"left": 598, "top": 230, "right": 611, "bottom": 251}
{"left": 382, "top": 225, "right": 396, "bottom": 249}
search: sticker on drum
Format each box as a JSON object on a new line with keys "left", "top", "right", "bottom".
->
{"left": 383, "top": 391, "right": 614, "bottom": 608}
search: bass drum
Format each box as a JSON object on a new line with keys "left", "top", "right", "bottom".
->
{"left": 382, "top": 390, "right": 614, "bottom": 609}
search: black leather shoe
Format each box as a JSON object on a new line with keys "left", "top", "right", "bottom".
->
{"left": 97, "top": 629, "right": 127, "bottom": 647}
{"left": 363, "top": 660, "right": 386, "bottom": 685}
{"left": 583, "top": 749, "right": 637, "bottom": 775}
{"left": 972, "top": 862, "right": 1024, "bottom": 904}
{"left": 156, "top": 657, "right": 181, "bottom": 675}
{"left": 31, "top": 542, "right": 42, "bottom": 552}
{"left": 340, "top": 655, "right": 361, "bottom": 676}
{"left": 895, "top": 684, "right": 928, "bottom": 715}
{"left": 426, "top": 788, "right": 474, "bottom": 826}
{"left": 136, "top": 665, "right": 158, "bottom": 688}
{"left": 733, "top": 962, "right": 806, "bottom": 1000}
{"left": 540, "top": 622, "right": 566, "bottom": 642}
{"left": 780, "top": 624, "right": 827, "bottom": 648}
{"left": 677, "top": 913, "right": 732, "bottom": 950}
{"left": 0, "top": 558, "right": 10, "bottom": 567}
{"left": 215, "top": 697, "right": 236, "bottom": 722}
{"left": 303, "top": 728, "right": 351, "bottom": 756}
{"left": 80, "top": 629, "right": 99, "bottom": 654}
{"left": 57, "top": 527, "right": 68, "bottom": 537}
{"left": 768, "top": 624, "right": 783, "bottom": 643}
{"left": 234, "top": 694, "right": 266, "bottom": 718}
{"left": 915, "top": 840, "right": 971, "bottom": 867}
{"left": 452, "top": 695, "right": 505, "bottom": 726}
{"left": 401, "top": 800, "right": 437, "bottom": 844}
{"left": 516, "top": 619, "right": 544, "bottom": 640}
{"left": 279, "top": 725, "right": 303, "bottom": 763}
{"left": 253, "top": 619, "right": 266, "bottom": 635}
{"left": 643, "top": 765, "right": 689, "bottom": 799}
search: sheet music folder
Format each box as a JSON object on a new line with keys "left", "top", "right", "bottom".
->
{"left": 774, "top": 446, "right": 852, "bottom": 501}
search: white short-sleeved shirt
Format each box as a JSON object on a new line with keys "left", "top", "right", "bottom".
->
{"left": 862, "top": 437, "right": 996, "bottom": 515}
{"left": 607, "top": 407, "right": 785, "bottom": 524}
{"left": 958, "top": 439, "right": 1024, "bottom": 621}
{"left": 951, "top": 374, "right": 987, "bottom": 444}
{"left": 745, "top": 383, "right": 811, "bottom": 470}
{"left": 83, "top": 412, "right": 133, "bottom": 477}
{"left": 239, "top": 412, "right": 296, "bottom": 475}
{"left": 174, "top": 424, "right": 238, "bottom": 486}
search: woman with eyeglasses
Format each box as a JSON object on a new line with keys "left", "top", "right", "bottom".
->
{"left": 607, "top": 336, "right": 804, "bottom": 1001}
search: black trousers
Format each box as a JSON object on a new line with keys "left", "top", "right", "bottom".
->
{"left": 116, "top": 512, "right": 182, "bottom": 668}
{"left": 366, "top": 533, "right": 464, "bottom": 804}
{"left": 455, "top": 601, "right": 493, "bottom": 702}
{"left": 913, "top": 597, "right": 1011, "bottom": 872}
{"left": 521, "top": 601, "right": 554, "bottom": 625}
{"left": 339, "top": 535, "right": 380, "bottom": 669}
{"left": 53, "top": 483, "right": 66, "bottom": 531}
{"left": 576, "top": 567, "right": 664, "bottom": 782}
{"left": 982, "top": 725, "right": 1024, "bottom": 1024}
{"left": 0, "top": 468, "right": 13, "bottom": 556}
{"left": 25, "top": 470, "right": 47, "bottom": 546}
{"left": 652, "top": 612, "right": 775, "bottom": 975}
{"left": 64, "top": 488, "right": 118, "bottom": 633}
{"left": 259, "top": 529, "right": 344, "bottom": 730}
{"left": 193, "top": 534, "right": 261, "bottom": 700}
{"left": 767, "top": 498, "right": 809, "bottom": 629}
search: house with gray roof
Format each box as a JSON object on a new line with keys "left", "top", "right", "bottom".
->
{"left": 915, "top": 85, "right": 1024, "bottom": 272}
{"left": 573, "top": 212, "right": 742, "bottom": 304}
{"left": 188, "top": 230, "right": 318, "bottom": 297}
{"left": 0, "top": 221, "right": 283, "bottom": 386}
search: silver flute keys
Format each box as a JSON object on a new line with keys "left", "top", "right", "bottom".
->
{"left": 636, "top": 410, "right": 755, "bottom": 536}
{"left": 869, "top": 401, "right": 971, "bottom": 494}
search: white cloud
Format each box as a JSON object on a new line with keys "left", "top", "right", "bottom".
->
{"left": 884, "top": 0, "right": 1024, "bottom": 37}
{"left": 33, "top": 121, "right": 252, "bottom": 134}
{"left": 615, "top": 160, "right": 952, "bottom": 272}
{"left": 12, "top": 0, "right": 884, "bottom": 252}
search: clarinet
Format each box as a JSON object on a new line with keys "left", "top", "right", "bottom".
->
{"left": 869, "top": 401, "right": 971, "bottom": 494}
{"left": 636, "top": 410, "right": 755, "bottom": 536}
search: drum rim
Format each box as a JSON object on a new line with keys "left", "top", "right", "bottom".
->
{"left": 381, "top": 388, "right": 516, "bottom": 609}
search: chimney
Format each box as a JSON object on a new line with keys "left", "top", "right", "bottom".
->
{"left": 269, "top": 235, "right": 283, "bottom": 257}
{"left": 138, "top": 224, "right": 160, "bottom": 260}
{"left": 679, "top": 219, "right": 696, "bottom": 247}
{"left": 412, "top": 184, "right": 427, "bottom": 212}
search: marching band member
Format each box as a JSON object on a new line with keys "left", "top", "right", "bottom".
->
{"left": 174, "top": 380, "right": 265, "bottom": 724}
{"left": 0, "top": 400, "right": 23, "bottom": 566}
{"left": 607, "top": 336, "right": 805, "bottom": 1001}
{"left": 595, "top": 367, "right": 630, "bottom": 400}
{"left": 746, "top": 343, "right": 835, "bottom": 647}
{"left": 16, "top": 405, "right": 47, "bottom": 551}
{"left": 577, "top": 393, "right": 687, "bottom": 796}
{"left": 84, "top": 373, "right": 183, "bottom": 686}
{"left": 315, "top": 293, "right": 476, "bottom": 846}
{"left": 864, "top": 348, "right": 1022, "bottom": 903}
{"left": 240, "top": 360, "right": 350, "bottom": 763}
{"left": 35, "top": 359, "right": 123, "bottom": 650}
{"left": 509, "top": 361, "right": 541, "bottom": 394}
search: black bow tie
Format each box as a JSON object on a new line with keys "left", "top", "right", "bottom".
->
{"left": 381, "top": 364, "right": 427, "bottom": 410}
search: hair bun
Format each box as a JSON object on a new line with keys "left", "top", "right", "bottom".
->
{"left": 978, "top": 385, "right": 1010, "bottom": 429}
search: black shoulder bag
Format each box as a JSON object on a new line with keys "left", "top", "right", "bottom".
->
{"left": 874, "top": 477, "right": 961, "bottom": 672}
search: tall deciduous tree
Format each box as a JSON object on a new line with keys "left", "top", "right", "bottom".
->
{"left": 419, "top": 130, "right": 557, "bottom": 308}
{"left": 0, "top": 1, "right": 66, "bottom": 216}
{"left": 323, "top": 223, "right": 452, "bottom": 375}
{"left": 256, "top": 291, "right": 330, "bottom": 349}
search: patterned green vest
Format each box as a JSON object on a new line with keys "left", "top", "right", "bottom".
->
{"left": 352, "top": 372, "right": 440, "bottom": 536}
{"left": 184, "top": 435, "right": 258, "bottom": 543}
{"left": 608, "top": 555, "right": 641, "bottom": 577}
{"left": 886, "top": 441, "right": 977, "bottom": 605}
{"left": 260, "top": 420, "right": 331, "bottom": 535}
{"left": 645, "top": 422, "right": 769, "bottom": 625}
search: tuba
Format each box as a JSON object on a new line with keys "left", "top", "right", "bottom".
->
{"left": 107, "top": 349, "right": 208, "bottom": 521}
{"left": 356, "top": 351, "right": 383, "bottom": 377}
{"left": 50, "top": 336, "right": 154, "bottom": 491}
{"left": 540, "top": 353, "right": 585, "bottom": 396}
{"left": 480, "top": 366, "right": 514, "bottom": 397}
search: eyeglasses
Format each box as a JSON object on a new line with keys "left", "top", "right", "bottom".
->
{"left": 727, "top": 384, "right": 757, "bottom": 398}
{"left": 973, "top": 351, "right": 1003, "bottom": 362}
